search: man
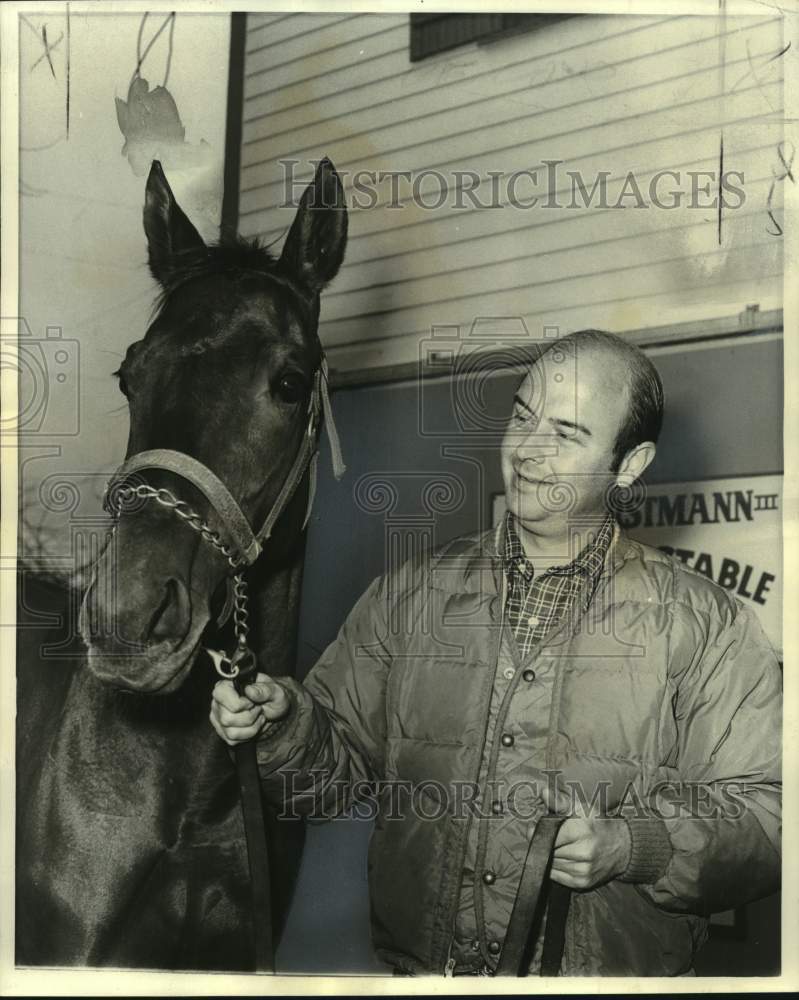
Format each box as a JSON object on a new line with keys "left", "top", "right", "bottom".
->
{"left": 211, "top": 330, "right": 781, "bottom": 976}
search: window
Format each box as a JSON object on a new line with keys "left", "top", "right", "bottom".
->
{"left": 409, "top": 13, "right": 579, "bottom": 63}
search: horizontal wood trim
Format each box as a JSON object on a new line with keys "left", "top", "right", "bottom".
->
{"left": 317, "top": 237, "right": 782, "bottom": 348}
{"left": 327, "top": 309, "right": 783, "bottom": 388}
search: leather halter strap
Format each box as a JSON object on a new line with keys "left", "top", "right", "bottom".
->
{"left": 111, "top": 448, "right": 264, "bottom": 564}
{"left": 496, "top": 814, "right": 572, "bottom": 976}
{"left": 107, "top": 364, "right": 343, "bottom": 566}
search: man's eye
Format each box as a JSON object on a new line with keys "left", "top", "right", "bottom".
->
{"left": 275, "top": 373, "right": 306, "bottom": 403}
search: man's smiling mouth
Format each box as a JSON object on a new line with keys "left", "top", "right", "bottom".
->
{"left": 513, "top": 465, "right": 543, "bottom": 486}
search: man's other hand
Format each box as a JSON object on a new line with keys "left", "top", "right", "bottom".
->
{"left": 535, "top": 774, "right": 632, "bottom": 890}
{"left": 545, "top": 816, "right": 632, "bottom": 890}
{"left": 210, "top": 672, "right": 290, "bottom": 746}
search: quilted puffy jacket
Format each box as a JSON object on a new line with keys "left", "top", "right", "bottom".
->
{"left": 255, "top": 527, "right": 782, "bottom": 976}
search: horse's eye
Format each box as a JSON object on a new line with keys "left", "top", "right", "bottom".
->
{"left": 275, "top": 373, "right": 305, "bottom": 403}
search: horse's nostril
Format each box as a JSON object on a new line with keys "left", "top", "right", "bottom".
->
{"left": 148, "top": 577, "right": 190, "bottom": 644}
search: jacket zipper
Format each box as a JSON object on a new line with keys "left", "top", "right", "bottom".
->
{"left": 438, "top": 565, "right": 507, "bottom": 974}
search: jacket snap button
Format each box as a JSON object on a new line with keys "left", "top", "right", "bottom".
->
{"left": 491, "top": 800, "right": 503, "bottom": 815}
{"left": 522, "top": 668, "right": 536, "bottom": 682}
{"left": 482, "top": 870, "right": 496, "bottom": 885}
{"left": 488, "top": 940, "right": 501, "bottom": 955}
{"left": 501, "top": 733, "right": 514, "bottom": 747}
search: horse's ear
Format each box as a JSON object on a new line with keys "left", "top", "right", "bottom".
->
{"left": 143, "top": 160, "right": 206, "bottom": 286}
{"left": 279, "top": 158, "right": 348, "bottom": 294}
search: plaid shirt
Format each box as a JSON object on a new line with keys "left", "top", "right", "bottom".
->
{"left": 503, "top": 510, "right": 615, "bottom": 658}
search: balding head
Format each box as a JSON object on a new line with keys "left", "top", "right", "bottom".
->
{"left": 540, "top": 329, "right": 664, "bottom": 471}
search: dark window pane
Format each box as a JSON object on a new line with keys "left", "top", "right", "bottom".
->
{"left": 409, "top": 13, "right": 579, "bottom": 62}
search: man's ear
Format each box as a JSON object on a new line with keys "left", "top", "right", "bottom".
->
{"left": 279, "top": 157, "right": 348, "bottom": 294}
{"left": 615, "top": 441, "right": 656, "bottom": 488}
{"left": 143, "top": 160, "right": 206, "bottom": 286}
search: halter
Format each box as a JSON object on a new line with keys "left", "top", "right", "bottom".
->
{"left": 103, "top": 356, "right": 345, "bottom": 685}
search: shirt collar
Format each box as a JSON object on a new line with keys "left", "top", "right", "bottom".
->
{"left": 503, "top": 511, "right": 535, "bottom": 581}
{"left": 502, "top": 509, "right": 615, "bottom": 589}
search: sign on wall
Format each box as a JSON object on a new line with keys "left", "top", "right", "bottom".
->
{"left": 619, "top": 475, "right": 782, "bottom": 657}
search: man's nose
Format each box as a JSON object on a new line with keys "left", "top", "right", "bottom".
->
{"left": 514, "top": 433, "right": 557, "bottom": 463}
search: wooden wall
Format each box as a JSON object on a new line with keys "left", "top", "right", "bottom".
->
{"left": 237, "top": 12, "right": 784, "bottom": 376}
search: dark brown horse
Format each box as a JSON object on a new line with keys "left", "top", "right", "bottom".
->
{"left": 15, "top": 157, "right": 347, "bottom": 970}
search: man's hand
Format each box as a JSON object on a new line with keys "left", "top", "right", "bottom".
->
{"left": 544, "top": 816, "right": 631, "bottom": 890}
{"left": 536, "top": 776, "right": 632, "bottom": 891}
{"left": 210, "top": 672, "right": 291, "bottom": 746}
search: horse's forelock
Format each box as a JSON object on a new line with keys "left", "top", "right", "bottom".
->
{"left": 150, "top": 236, "right": 283, "bottom": 321}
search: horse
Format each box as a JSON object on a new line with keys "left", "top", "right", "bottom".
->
{"left": 15, "top": 156, "right": 348, "bottom": 970}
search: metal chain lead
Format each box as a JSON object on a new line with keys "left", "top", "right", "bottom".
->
{"left": 108, "top": 483, "right": 243, "bottom": 568}
{"left": 232, "top": 573, "right": 250, "bottom": 649}
{"left": 105, "top": 482, "right": 252, "bottom": 679}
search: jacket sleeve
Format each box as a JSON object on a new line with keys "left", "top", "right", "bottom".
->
{"left": 635, "top": 597, "right": 782, "bottom": 914}
{"left": 253, "top": 572, "right": 393, "bottom": 818}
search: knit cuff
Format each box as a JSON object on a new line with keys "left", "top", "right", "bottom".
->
{"left": 618, "top": 815, "right": 674, "bottom": 884}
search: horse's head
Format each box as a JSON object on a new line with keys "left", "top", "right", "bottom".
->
{"left": 80, "top": 159, "right": 347, "bottom": 693}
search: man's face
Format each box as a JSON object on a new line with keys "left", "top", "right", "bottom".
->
{"left": 501, "top": 345, "right": 630, "bottom": 535}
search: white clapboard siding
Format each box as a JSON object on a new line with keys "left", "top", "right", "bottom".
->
{"left": 317, "top": 232, "right": 782, "bottom": 339}
{"left": 245, "top": 15, "right": 398, "bottom": 83}
{"left": 240, "top": 78, "right": 780, "bottom": 219}
{"left": 325, "top": 187, "right": 775, "bottom": 303}
{"left": 237, "top": 12, "right": 784, "bottom": 374}
{"left": 242, "top": 14, "right": 688, "bottom": 132}
{"left": 246, "top": 13, "right": 355, "bottom": 55}
{"left": 255, "top": 131, "right": 773, "bottom": 266}
{"left": 241, "top": 14, "right": 777, "bottom": 176}
{"left": 240, "top": 79, "right": 780, "bottom": 247}
{"left": 244, "top": 21, "right": 408, "bottom": 103}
